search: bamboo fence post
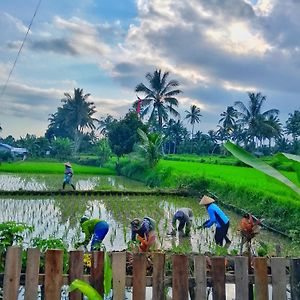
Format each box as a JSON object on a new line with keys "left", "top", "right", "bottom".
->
{"left": 234, "top": 256, "right": 249, "bottom": 300}
{"left": 194, "top": 255, "right": 207, "bottom": 300}
{"left": 152, "top": 252, "right": 165, "bottom": 300}
{"left": 253, "top": 257, "right": 268, "bottom": 300}
{"left": 91, "top": 251, "right": 104, "bottom": 296}
{"left": 24, "top": 248, "right": 41, "bottom": 300}
{"left": 112, "top": 252, "right": 126, "bottom": 300}
{"left": 211, "top": 256, "right": 226, "bottom": 300}
{"left": 290, "top": 258, "right": 300, "bottom": 300}
{"left": 44, "top": 249, "right": 63, "bottom": 300}
{"left": 270, "top": 257, "right": 287, "bottom": 300}
{"left": 132, "top": 252, "right": 147, "bottom": 300}
{"left": 172, "top": 254, "right": 189, "bottom": 300}
{"left": 3, "top": 246, "right": 22, "bottom": 300}
{"left": 69, "top": 250, "right": 84, "bottom": 300}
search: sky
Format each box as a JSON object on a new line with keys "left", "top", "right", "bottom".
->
{"left": 0, "top": 0, "right": 300, "bottom": 138}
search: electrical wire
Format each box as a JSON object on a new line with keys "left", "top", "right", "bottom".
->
{"left": 0, "top": 0, "right": 43, "bottom": 100}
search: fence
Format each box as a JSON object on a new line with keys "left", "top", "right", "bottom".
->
{"left": 1, "top": 246, "right": 300, "bottom": 300}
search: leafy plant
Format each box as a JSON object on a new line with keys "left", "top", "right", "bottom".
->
{"left": 224, "top": 141, "right": 300, "bottom": 196}
{"left": 69, "top": 279, "right": 103, "bottom": 300}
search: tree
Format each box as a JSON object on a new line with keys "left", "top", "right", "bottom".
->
{"left": 51, "top": 137, "right": 73, "bottom": 159}
{"left": 219, "top": 106, "right": 237, "bottom": 135}
{"left": 94, "top": 139, "right": 112, "bottom": 167}
{"left": 286, "top": 110, "right": 300, "bottom": 141}
{"left": 97, "top": 115, "right": 115, "bottom": 137}
{"left": 135, "top": 69, "right": 182, "bottom": 131}
{"left": 107, "top": 111, "right": 146, "bottom": 161}
{"left": 137, "top": 128, "right": 164, "bottom": 168}
{"left": 61, "top": 88, "right": 98, "bottom": 154}
{"left": 234, "top": 92, "right": 279, "bottom": 147}
{"left": 185, "top": 105, "right": 202, "bottom": 153}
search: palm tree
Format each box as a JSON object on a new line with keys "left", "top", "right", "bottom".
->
{"left": 286, "top": 110, "right": 300, "bottom": 141}
{"left": 219, "top": 106, "right": 237, "bottom": 135}
{"left": 234, "top": 92, "right": 279, "bottom": 147}
{"left": 135, "top": 69, "right": 182, "bottom": 131}
{"left": 61, "top": 88, "right": 98, "bottom": 154}
{"left": 137, "top": 128, "right": 164, "bottom": 168}
{"left": 185, "top": 104, "right": 202, "bottom": 153}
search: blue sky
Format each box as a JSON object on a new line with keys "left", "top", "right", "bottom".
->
{"left": 0, "top": 0, "right": 299, "bottom": 138}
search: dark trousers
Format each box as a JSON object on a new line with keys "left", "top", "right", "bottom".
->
{"left": 215, "top": 222, "right": 230, "bottom": 246}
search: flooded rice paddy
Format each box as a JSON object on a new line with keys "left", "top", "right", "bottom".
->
{"left": 0, "top": 173, "right": 295, "bottom": 255}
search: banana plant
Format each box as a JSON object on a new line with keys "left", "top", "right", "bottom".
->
{"left": 224, "top": 141, "right": 300, "bottom": 196}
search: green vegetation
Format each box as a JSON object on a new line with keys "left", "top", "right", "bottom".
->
{"left": 0, "top": 161, "right": 115, "bottom": 175}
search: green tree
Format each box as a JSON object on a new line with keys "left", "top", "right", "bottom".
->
{"left": 94, "top": 139, "right": 112, "bottom": 167}
{"left": 107, "top": 111, "right": 146, "bottom": 161}
{"left": 135, "top": 69, "right": 182, "bottom": 131}
{"left": 219, "top": 106, "right": 237, "bottom": 135}
{"left": 51, "top": 137, "right": 73, "bottom": 159}
{"left": 185, "top": 104, "right": 202, "bottom": 153}
{"left": 286, "top": 110, "right": 300, "bottom": 141}
{"left": 234, "top": 92, "right": 279, "bottom": 147}
{"left": 137, "top": 128, "right": 164, "bottom": 168}
{"left": 61, "top": 88, "right": 98, "bottom": 154}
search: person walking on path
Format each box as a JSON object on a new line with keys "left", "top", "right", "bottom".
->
{"left": 62, "top": 162, "right": 76, "bottom": 190}
{"left": 199, "top": 195, "right": 231, "bottom": 247}
{"left": 75, "top": 216, "right": 109, "bottom": 251}
{"left": 131, "top": 216, "right": 157, "bottom": 252}
{"left": 170, "top": 208, "right": 193, "bottom": 237}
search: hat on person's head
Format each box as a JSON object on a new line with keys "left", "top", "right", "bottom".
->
{"left": 199, "top": 195, "right": 215, "bottom": 205}
{"left": 64, "top": 162, "right": 72, "bottom": 167}
{"left": 80, "top": 216, "right": 89, "bottom": 224}
{"left": 131, "top": 218, "right": 141, "bottom": 229}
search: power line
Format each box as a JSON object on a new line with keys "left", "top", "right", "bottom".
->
{"left": 0, "top": 0, "right": 43, "bottom": 100}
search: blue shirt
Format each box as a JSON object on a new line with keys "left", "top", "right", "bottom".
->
{"left": 204, "top": 203, "right": 229, "bottom": 228}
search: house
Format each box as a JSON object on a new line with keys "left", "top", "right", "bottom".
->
{"left": 0, "top": 143, "right": 28, "bottom": 159}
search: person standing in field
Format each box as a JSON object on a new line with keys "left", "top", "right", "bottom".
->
{"left": 131, "top": 216, "right": 157, "bottom": 252}
{"left": 75, "top": 216, "right": 109, "bottom": 250}
{"left": 199, "top": 195, "right": 231, "bottom": 247}
{"left": 170, "top": 208, "right": 193, "bottom": 237}
{"left": 62, "top": 162, "right": 76, "bottom": 190}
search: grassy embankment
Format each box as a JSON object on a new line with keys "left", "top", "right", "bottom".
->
{"left": 119, "top": 157, "right": 300, "bottom": 235}
{"left": 0, "top": 160, "right": 115, "bottom": 175}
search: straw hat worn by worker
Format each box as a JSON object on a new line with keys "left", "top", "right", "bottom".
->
{"left": 63, "top": 162, "right": 76, "bottom": 190}
{"left": 200, "top": 195, "right": 231, "bottom": 247}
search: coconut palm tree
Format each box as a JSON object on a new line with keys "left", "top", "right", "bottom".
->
{"left": 286, "top": 110, "right": 300, "bottom": 141}
{"left": 234, "top": 92, "right": 279, "bottom": 147}
{"left": 135, "top": 69, "right": 182, "bottom": 131}
{"left": 185, "top": 104, "right": 202, "bottom": 153}
{"left": 219, "top": 106, "right": 237, "bottom": 135}
{"left": 61, "top": 88, "right": 98, "bottom": 154}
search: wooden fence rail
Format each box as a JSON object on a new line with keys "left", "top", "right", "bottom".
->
{"left": 0, "top": 246, "right": 299, "bottom": 300}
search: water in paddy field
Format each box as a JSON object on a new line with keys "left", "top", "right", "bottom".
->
{"left": 0, "top": 194, "right": 295, "bottom": 255}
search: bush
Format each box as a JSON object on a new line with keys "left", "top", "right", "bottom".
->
{"left": 0, "top": 151, "right": 13, "bottom": 162}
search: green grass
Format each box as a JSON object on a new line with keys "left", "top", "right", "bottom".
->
{"left": 0, "top": 161, "right": 115, "bottom": 175}
{"left": 158, "top": 160, "right": 300, "bottom": 197}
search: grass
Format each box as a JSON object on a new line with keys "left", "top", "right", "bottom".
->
{"left": 157, "top": 160, "right": 300, "bottom": 200}
{"left": 0, "top": 161, "right": 115, "bottom": 175}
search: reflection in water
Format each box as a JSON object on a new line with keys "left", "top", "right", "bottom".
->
{"left": 0, "top": 195, "right": 295, "bottom": 255}
{"left": 0, "top": 174, "right": 146, "bottom": 191}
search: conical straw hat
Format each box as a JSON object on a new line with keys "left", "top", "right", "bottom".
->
{"left": 64, "top": 162, "right": 72, "bottom": 167}
{"left": 199, "top": 195, "right": 215, "bottom": 205}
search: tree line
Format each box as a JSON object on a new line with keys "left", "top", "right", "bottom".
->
{"left": 1, "top": 69, "right": 300, "bottom": 162}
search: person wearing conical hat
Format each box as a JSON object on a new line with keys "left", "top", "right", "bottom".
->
{"left": 200, "top": 195, "right": 231, "bottom": 247}
{"left": 170, "top": 208, "right": 194, "bottom": 237}
{"left": 62, "top": 162, "right": 75, "bottom": 190}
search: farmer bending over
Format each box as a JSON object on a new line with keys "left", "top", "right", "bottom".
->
{"left": 170, "top": 208, "right": 193, "bottom": 237}
{"left": 131, "top": 217, "right": 156, "bottom": 252}
{"left": 63, "top": 162, "right": 75, "bottom": 190}
{"left": 75, "top": 216, "right": 109, "bottom": 251}
{"left": 200, "top": 195, "right": 231, "bottom": 247}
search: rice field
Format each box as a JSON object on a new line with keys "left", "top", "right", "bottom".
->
{"left": 0, "top": 195, "right": 296, "bottom": 256}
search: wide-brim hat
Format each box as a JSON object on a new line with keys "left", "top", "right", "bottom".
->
{"left": 64, "top": 162, "right": 72, "bottom": 167}
{"left": 199, "top": 195, "right": 215, "bottom": 205}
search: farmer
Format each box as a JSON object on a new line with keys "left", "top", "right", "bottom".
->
{"left": 131, "top": 216, "right": 157, "bottom": 252}
{"left": 62, "top": 162, "right": 75, "bottom": 190}
{"left": 239, "top": 213, "right": 261, "bottom": 253}
{"left": 199, "top": 195, "right": 231, "bottom": 247}
{"left": 170, "top": 208, "right": 193, "bottom": 237}
{"left": 75, "top": 216, "right": 109, "bottom": 251}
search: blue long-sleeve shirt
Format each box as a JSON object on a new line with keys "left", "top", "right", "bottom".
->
{"left": 204, "top": 203, "right": 229, "bottom": 228}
